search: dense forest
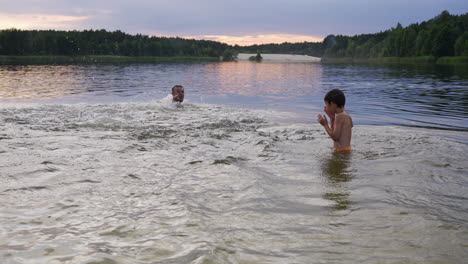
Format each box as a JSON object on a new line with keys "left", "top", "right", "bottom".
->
{"left": 0, "top": 11, "right": 466, "bottom": 60}
{"left": 243, "top": 11, "right": 468, "bottom": 59}
{"left": 0, "top": 29, "right": 230, "bottom": 58}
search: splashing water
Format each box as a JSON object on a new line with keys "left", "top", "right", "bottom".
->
{"left": 0, "top": 101, "right": 467, "bottom": 263}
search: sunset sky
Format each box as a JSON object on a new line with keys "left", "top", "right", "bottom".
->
{"left": 1, "top": 0, "right": 467, "bottom": 46}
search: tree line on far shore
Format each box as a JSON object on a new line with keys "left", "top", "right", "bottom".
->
{"left": 0, "top": 11, "right": 466, "bottom": 60}
{"left": 0, "top": 29, "right": 231, "bottom": 58}
{"left": 324, "top": 11, "right": 468, "bottom": 58}
{"left": 240, "top": 11, "right": 468, "bottom": 59}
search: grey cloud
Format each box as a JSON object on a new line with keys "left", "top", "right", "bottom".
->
{"left": 2, "top": 0, "right": 467, "bottom": 37}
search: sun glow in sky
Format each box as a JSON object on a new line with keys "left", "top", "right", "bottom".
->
{"left": 0, "top": 13, "right": 89, "bottom": 30}
{"left": 188, "top": 34, "right": 324, "bottom": 46}
{"left": 0, "top": 1, "right": 467, "bottom": 45}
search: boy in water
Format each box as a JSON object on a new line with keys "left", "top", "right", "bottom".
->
{"left": 317, "top": 89, "right": 353, "bottom": 151}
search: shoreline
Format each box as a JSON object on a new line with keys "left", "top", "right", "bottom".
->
{"left": 321, "top": 56, "right": 468, "bottom": 64}
{"left": 237, "top": 53, "right": 321, "bottom": 62}
{"left": 1, "top": 55, "right": 467, "bottom": 65}
{"left": 0, "top": 55, "right": 219, "bottom": 64}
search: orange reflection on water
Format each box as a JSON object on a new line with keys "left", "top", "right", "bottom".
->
{"left": 202, "top": 61, "right": 323, "bottom": 99}
{"left": 0, "top": 65, "right": 88, "bottom": 100}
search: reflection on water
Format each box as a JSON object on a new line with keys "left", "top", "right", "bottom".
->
{"left": 321, "top": 152, "right": 352, "bottom": 211}
{"left": 0, "top": 65, "right": 87, "bottom": 99}
{"left": 0, "top": 61, "right": 467, "bottom": 131}
{"left": 205, "top": 62, "right": 323, "bottom": 98}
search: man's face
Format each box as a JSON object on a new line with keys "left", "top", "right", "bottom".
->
{"left": 172, "top": 87, "right": 184, "bottom": 102}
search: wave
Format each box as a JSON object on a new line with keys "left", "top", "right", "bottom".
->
{"left": 1, "top": 101, "right": 467, "bottom": 263}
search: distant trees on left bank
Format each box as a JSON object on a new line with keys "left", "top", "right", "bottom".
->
{"left": 0, "top": 29, "right": 230, "bottom": 58}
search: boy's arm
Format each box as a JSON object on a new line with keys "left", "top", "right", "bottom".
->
{"left": 331, "top": 115, "right": 343, "bottom": 141}
{"left": 324, "top": 107, "right": 335, "bottom": 130}
{"left": 321, "top": 115, "right": 342, "bottom": 142}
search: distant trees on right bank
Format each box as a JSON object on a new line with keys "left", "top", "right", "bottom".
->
{"left": 322, "top": 11, "right": 468, "bottom": 58}
{"left": 239, "top": 11, "right": 468, "bottom": 59}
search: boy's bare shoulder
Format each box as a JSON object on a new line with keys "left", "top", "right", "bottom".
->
{"left": 336, "top": 112, "right": 353, "bottom": 126}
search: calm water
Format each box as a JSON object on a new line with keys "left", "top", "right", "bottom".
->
{"left": 0, "top": 62, "right": 467, "bottom": 263}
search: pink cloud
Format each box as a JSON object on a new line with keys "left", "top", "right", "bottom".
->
{"left": 186, "top": 33, "right": 324, "bottom": 46}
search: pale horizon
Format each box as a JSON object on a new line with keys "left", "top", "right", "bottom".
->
{"left": 185, "top": 34, "right": 324, "bottom": 46}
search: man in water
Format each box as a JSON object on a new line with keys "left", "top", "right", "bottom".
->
{"left": 172, "top": 85, "right": 185, "bottom": 103}
{"left": 317, "top": 89, "right": 353, "bottom": 152}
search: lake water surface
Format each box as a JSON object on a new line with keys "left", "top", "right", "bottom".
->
{"left": 0, "top": 61, "right": 467, "bottom": 263}
{"left": 1, "top": 62, "right": 467, "bottom": 131}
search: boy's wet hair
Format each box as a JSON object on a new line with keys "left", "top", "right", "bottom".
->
{"left": 324, "top": 89, "right": 346, "bottom": 108}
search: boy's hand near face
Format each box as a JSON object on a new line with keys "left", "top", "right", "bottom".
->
{"left": 317, "top": 114, "right": 328, "bottom": 126}
{"left": 324, "top": 106, "right": 333, "bottom": 119}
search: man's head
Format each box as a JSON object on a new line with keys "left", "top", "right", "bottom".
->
{"left": 324, "top": 89, "right": 346, "bottom": 109}
{"left": 172, "top": 85, "right": 184, "bottom": 103}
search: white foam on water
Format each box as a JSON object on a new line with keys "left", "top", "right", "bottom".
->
{"left": 0, "top": 102, "right": 467, "bottom": 263}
